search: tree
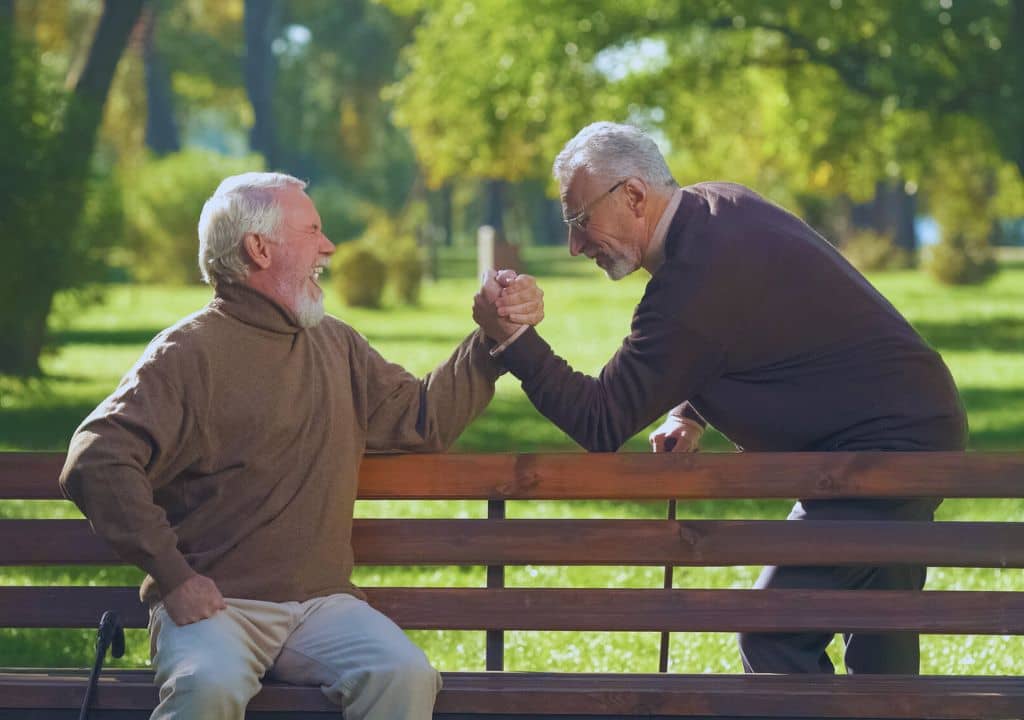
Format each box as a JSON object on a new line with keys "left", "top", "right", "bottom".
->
{"left": 142, "top": 0, "right": 181, "bottom": 155}
{"left": 0, "top": 0, "right": 144, "bottom": 375}
{"left": 386, "top": 0, "right": 1022, "bottom": 193}
{"left": 244, "top": 0, "right": 281, "bottom": 168}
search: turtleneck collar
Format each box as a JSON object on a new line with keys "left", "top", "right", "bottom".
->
{"left": 211, "top": 282, "right": 303, "bottom": 335}
{"left": 644, "top": 187, "right": 684, "bottom": 274}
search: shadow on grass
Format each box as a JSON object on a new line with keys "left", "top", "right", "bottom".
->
{"left": 455, "top": 393, "right": 582, "bottom": 454}
{"left": 361, "top": 331, "right": 469, "bottom": 345}
{"left": 914, "top": 316, "right": 1024, "bottom": 353}
{"left": 960, "top": 387, "right": 1024, "bottom": 450}
{"left": 49, "top": 328, "right": 164, "bottom": 347}
{"left": 0, "top": 404, "right": 97, "bottom": 451}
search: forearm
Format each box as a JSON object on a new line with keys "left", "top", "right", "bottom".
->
{"left": 365, "top": 329, "right": 502, "bottom": 451}
{"left": 501, "top": 329, "right": 648, "bottom": 452}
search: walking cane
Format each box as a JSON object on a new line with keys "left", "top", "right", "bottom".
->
{"left": 79, "top": 610, "right": 125, "bottom": 720}
{"left": 658, "top": 436, "right": 678, "bottom": 674}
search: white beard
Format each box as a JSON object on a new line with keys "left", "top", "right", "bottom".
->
{"left": 604, "top": 255, "right": 636, "bottom": 281}
{"left": 294, "top": 293, "right": 326, "bottom": 328}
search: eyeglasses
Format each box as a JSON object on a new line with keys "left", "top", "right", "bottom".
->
{"left": 562, "top": 179, "right": 626, "bottom": 233}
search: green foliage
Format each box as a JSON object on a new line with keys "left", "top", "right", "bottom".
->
{"left": 388, "top": 0, "right": 1023, "bottom": 188}
{"left": 389, "top": 241, "right": 425, "bottom": 305}
{"left": 0, "top": 22, "right": 126, "bottom": 374}
{"left": 308, "top": 182, "right": 370, "bottom": 245}
{"left": 920, "top": 119, "right": 1008, "bottom": 286}
{"left": 841, "top": 230, "right": 912, "bottom": 273}
{"left": 357, "top": 214, "right": 426, "bottom": 305}
{"left": 332, "top": 242, "right": 388, "bottom": 308}
{"left": 122, "top": 149, "right": 263, "bottom": 284}
{"left": 925, "top": 238, "right": 998, "bottom": 286}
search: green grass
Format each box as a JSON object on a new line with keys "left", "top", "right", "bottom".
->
{"left": 1, "top": 261, "right": 1022, "bottom": 674}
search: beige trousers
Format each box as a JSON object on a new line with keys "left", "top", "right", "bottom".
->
{"left": 148, "top": 593, "right": 441, "bottom": 720}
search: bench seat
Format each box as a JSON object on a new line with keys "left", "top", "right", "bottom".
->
{"left": 3, "top": 669, "right": 1024, "bottom": 719}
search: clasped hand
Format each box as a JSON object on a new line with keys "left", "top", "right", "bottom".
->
{"left": 473, "top": 269, "right": 544, "bottom": 342}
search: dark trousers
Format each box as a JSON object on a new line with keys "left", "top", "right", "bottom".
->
{"left": 738, "top": 496, "right": 940, "bottom": 674}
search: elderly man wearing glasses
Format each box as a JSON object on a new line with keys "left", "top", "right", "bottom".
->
{"left": 472, "top": 121, "right": 966, "bottom": 676}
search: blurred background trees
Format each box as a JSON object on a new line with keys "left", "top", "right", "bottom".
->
{"left": 1, "top": 0, "right": 1022, "bottom": 374}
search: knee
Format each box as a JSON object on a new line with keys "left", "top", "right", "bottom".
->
{"left": 348, "top": 646, "right": 440, "bottom": 700}
{"left": 377, "top": 647, "right": 440, "bottom": 693}
{"left": 158, "top": 659, "right": 257, "bottom": 714}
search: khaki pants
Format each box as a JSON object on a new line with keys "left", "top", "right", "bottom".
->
{"left": 148, "top": 593, "right": 441, "bottom": 719}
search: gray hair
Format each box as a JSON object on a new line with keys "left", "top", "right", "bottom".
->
{"left": 553, "top": 121, "right": 676, "bottom": 190}
{"left": 197, "top": 172, "right": 308, "bottom": 287}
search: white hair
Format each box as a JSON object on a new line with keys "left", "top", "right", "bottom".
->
{"left": 197, "top": 172, "right": 308, "bottom": 288}
{"left": 553, "top": 121, "right": 677, "bottom": 190}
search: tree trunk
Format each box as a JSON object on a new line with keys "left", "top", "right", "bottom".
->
{"left": 244, "top": 0, "right": 280, "bottom": 168}
{"left": 483, "top": 180, "right": 505, "bottom": 233}
{"left": 0, "top": 0, "right": 143, "bottom": 376}
{"left": 851, "top": 180, "right": 917, "bottom": 253}
{"left": 435, "top": 182, "right": 453, "bottom": 246}
{"left": 142, "top": 1, "right": 180, "bottom": 155}
{"left": 522, "top": 180, "right": 564, "bottom": 246}
{"left": 1012, "top": 0, "right": 1024, "bottom": 180}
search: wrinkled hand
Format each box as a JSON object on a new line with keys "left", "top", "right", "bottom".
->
{"left": 473, "top": 270, "right": 544, "bottom": 342}
{"left": 162, "top": 574, "right": 226, "bottom": 626}
{"left": 649, "top": 416, "right": 704, "bottom": 453}
{"left": 495, "top": 273, "right": 544, "bottom": 326}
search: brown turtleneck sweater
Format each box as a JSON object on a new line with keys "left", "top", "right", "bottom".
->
{"left": 60, "top": 283, "right": 501, "bottom": 605}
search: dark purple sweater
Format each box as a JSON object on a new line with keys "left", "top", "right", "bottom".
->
{"left": 502, "top": 182, "right": 966, "bottom": 453}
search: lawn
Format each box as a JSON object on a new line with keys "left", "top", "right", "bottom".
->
{"left": 1, "top": 258, "right": 1022, "bottom": 674}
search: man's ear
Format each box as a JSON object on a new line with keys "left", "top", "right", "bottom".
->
{"left": 623, "top": 178, "right": 647, "bottom": 218}
{"left": 243, "top": 232, "right": 273, "bottom": 270}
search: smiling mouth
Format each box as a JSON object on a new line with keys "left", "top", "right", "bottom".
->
{"left": 310, "top": 266, "right": 326, "bottom": 287}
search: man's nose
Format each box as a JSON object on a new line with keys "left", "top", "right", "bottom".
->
{"left": 568, "top": 229, "right": 584, "bottom": 257}
{"left": 320, "top": 233, "right": 335, "bottom": 255}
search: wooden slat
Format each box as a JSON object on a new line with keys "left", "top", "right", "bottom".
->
{"left": 357, "top": 452, "right": 1024, "bottom": 500}
{"left": 4, "top": 451, "right": 1024, "bottom": 501}
{"left": 0, "top": 454, "right": 66, "bottom": 500}
{"left": 1, "top": 670, "right": 1023, "bottom": 719}
{"left": 0, "top": 520, "right": 119, "bottom": 565}
{"left": 436, "top": 672, "right": 1024, "bottom": 719}
{"left": 2, "top": 587, "right": 1022, "bottom": 634}
{"left": 352, "top": 518, "right": 1024, "bottom": 568}
{"left": 6, "top": 518, "right": 1024, "bottom": 568}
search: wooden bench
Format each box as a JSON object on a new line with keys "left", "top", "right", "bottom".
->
{"left": 1, "top": 450, "right": 1023, "bottom": 719}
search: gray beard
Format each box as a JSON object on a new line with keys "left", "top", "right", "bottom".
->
{"left": 294, "top": 294, "right": 326, "bottom": 328}
{"left": 604, "top": 256, "right": 636, "bottom": 281}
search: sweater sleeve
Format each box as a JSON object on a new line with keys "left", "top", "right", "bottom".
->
{"left": 59, "top": 356, "right": 198, "bottom": 596}
{"left": 362, "top": 328, "right": 502, "bottom": 452}
{"left": 500, "top": 273, "right": 726, "bottom": 452}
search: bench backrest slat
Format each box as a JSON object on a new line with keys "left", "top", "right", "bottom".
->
{"left": 5, "top": 518, "right": 1024, "bottom": 568}
{"left": 2, "top": 587, "right": 1023, "bottom": 634}
{"left": 4, "top": 452, "right": 1024, "bottom": 500}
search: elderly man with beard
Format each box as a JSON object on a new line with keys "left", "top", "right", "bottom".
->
{"left": 60, "top": 172, "right": 543, "bottom": 720}
{"left": 474, "top": 122, "right": 966, "bottom": 676}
